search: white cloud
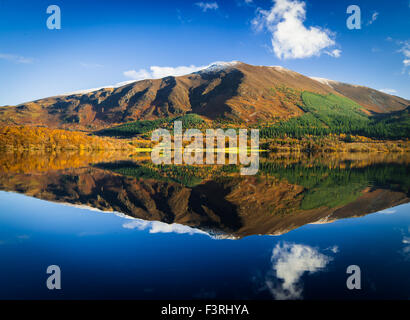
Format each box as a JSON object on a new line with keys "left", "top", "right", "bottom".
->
{"left": 123, "top": 64, "right": 206, "bottom": 80}
{"left": 401, "top": 228, "right": 410, "bottom": 260}
{"left": 237, "top": 0, "right": 254, "bottom": 7}
{"left": 122, "top": 219, "right": 207, "bottom": 235}
{"left": 63, "top": 61, "right": 238, "bottom": 97}
{"left": 399, "top": 41, "right": 410, "bottom": 59}
{"left": 326, "top": 49, "right": 341, "bottom": 58}
{"left": 252, "top": 0, "right": 337, "bottom": 59}
{"left": 329, "top": 245, "right": 339, "bottom": 253}
{"left": 379, "top": 89, "right": 397, "bottom": 95}
{"left": 151, "top": 65, "right": 207, "bottom": 78}
{"left": 195, "top": 2, "right": 219, "bottom": 12}
{"left": 398, "top": 40, "right": 410, "bottom": 74}
{"left": 123, "top": 61, "right": 239, "bottom": 80}
{"left": 60, "top": 80, "right": 138, "bottom": 96}
{"left": 265, "top": 242, "right": 332, "bottom": 299}
{"left": 123, "top": 69, "right": 152, "bottom": 80}
{"left": 177, "top": 9, "right": 192, "bottom": 24}
{"left": 0, "top": 53, "right": 34, "bottom": 64}
{"left": 367, "top": 12, "right": 379, "bottom": 25}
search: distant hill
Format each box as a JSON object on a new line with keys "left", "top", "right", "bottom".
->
{"left": 0, "top": 62, "right": 408, "bottom": 132}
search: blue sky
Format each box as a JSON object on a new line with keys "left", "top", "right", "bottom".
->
{"left": 0, "top": 0, "right": 409, "bottom": 105}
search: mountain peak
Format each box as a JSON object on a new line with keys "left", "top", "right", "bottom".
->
{"left": 196, "top": 60, "right": 241, "bottom": 73}
{"left": 1, "top": 61, "right": 408, "bottom": 130}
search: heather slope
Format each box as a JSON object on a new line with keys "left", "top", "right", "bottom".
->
{"left": 1, "top": 62, "right": 408, "bottom": 131}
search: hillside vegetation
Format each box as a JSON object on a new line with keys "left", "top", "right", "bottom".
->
{"left": 95, "top": 91, "right": 409, "bottom": 141}
{"left": 260, "top": 93, "right": 410, "bottom": 140}
{"left": 97, "top": 114, "right": 206, "bottom": 138}
{"left": 259, "top": 162, "right": 410, "bottom": 210}
{"left": 0, "top": 126, "right": 134, "bottom": 151}
{"left": 1, "top": 62, "right": 408, "bottom": 131}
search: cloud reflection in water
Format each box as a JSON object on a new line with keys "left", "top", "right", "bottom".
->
{"left": 266, "top": 242, "right": 334, "bottom": 300}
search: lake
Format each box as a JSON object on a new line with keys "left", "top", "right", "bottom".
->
{"left": 0, "top": 151, "right": 409, "bottom": 299}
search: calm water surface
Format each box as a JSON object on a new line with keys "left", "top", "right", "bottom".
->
{"left": 0, "top": 152, "right": 409, "bottom": 299}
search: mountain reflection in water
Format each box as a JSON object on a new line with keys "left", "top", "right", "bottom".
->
{"left": 0, "top": 151, "right": 408, "bottom": 238}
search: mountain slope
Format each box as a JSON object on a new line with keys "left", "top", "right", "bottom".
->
{"left": 310, "top": 77, "right": 409, "bottom": 114}
{"left": 0, "top": 62, "right": 408, "bottom": 131}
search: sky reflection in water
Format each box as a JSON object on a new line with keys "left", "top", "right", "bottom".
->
{"left": 0, "top": 191, "right": 409, "bottom": 300}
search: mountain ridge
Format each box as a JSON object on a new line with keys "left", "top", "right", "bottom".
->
{"left": 0, "top": 61, "right": 408, "bottom": 131}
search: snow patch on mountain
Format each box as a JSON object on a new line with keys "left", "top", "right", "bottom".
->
{"left": 196, "top": 60, "right": 240, "bottom": 73}
{"left": 310, "top": 77, "right": 338, "bottom": 87}
{"left": 58, "top": 61, "right": 240, "bottom": 97}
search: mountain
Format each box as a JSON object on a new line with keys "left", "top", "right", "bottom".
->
{"left": 310, "top": 77, "right": 409, "bottom": 114}
{"left": 0, "top": 159, "right": 408, "bottom": 238}
{"left": 0, "top": 62, "right": 408, "bottom": 131}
